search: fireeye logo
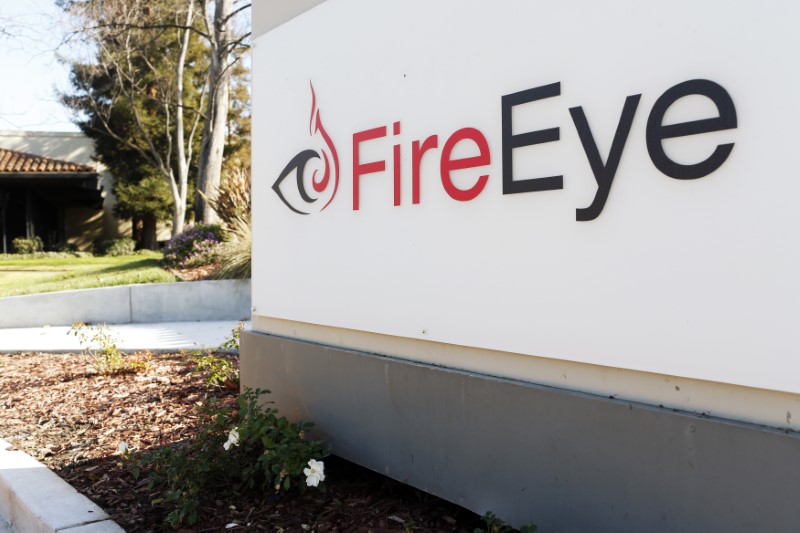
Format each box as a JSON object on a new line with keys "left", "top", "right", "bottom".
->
{"left": 273, "top": 77, "right": 737, "bottom": 220}
{"left": 272, "top": 81, "right": 340, "bottom": 215}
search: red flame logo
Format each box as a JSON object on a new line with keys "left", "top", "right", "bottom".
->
{"left": 273, "top": 81, "right": 340, "bottom": 214}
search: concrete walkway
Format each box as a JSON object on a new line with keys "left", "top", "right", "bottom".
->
{"left": 0, "top": 320, "right": 247, "bottom": 354}
{"left": 0, "top": 320, "right": 248, "bottom": 532}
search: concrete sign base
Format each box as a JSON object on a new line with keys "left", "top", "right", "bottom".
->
{"left": 242, "top": 330, "right": 800, "bottom": 531}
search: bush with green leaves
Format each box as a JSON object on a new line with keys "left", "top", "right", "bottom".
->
{"left": 129, "top": 388, "right": 326, "bottom": 527}
{"left": 47, "top": 241, "right": 79, "bottom": 253}
{"left": 93, "top": 237, "right": 136, "bottom": 256}
{"left": 0, "top": 251, "right": 91, "bottom": 260}
{"left": 12, "top": 236, "right": 44, "bottom": 254}
{"left": 161, "top": 224, "right": 223, "bottom": 269}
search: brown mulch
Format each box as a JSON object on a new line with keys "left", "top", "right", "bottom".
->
{"left": 169, "top": 263, "right": 221, "bottom": 281}
{"left": 0, "top": 351, "right": 484, "bottom": 532}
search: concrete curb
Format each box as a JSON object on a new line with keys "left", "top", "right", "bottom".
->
{"left": 0, "top": 440, "right": 123, "bottom": 533}
{"left": 0, "top": 279, "right": 251, "bottom": 329}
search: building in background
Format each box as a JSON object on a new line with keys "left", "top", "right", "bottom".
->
{"left": 0, "top": 130, "right": 151, "bottom": 252}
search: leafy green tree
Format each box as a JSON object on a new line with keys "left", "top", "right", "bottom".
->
{"left": 222, "top": 59, "right": 251, "bottom": 176}
{"left": 60, "top": 0, "right": 209, "bottom": 237}
{"left": 114, "top": 174, "right": 172, "bottom": 250}
{"left": 59, "top": 0, "right": 251, "bottom": 230}
{"left": 63, "top": 63, "right": 176, "bottom": 249}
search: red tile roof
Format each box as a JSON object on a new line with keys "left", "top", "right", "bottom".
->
{"left": 0, "top": 148, "right": 95, "bottom": 174}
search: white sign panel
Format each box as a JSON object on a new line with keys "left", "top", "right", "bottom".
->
{"left": 253, "top": 0, "right": 800, "bottom": 394}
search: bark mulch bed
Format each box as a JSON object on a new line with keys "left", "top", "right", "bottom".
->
{"left": 0, "top": 351, "right": 485, "bottom": 532}
{"left": 169, "top": 263, "right": 221, "bottom": 281}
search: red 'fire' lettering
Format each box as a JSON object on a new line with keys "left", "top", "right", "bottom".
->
{"left": 352, "top": 124, "right": 491, "bottom": 209}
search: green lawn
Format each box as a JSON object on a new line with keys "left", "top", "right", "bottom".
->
{"left": 0, "top": 252, "right": 180, "bottom": 297}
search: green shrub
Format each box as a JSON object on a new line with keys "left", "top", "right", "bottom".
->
{"left": 129, "top": 389, "right": 326, "bottom": 527}
{"left": 12, "top": 236, "right": 44, "bottom": 254}
{"left": 0, "top": 251, "right": 91, "bottom": 260}
{"left": 47, "top": 242, "right": 79, "bottom": 253}
{"left": 93, "top": 237, "right": 136, "bottom": 257}
{"left": 161, "top": 224, "right": 223, "bottom": 269}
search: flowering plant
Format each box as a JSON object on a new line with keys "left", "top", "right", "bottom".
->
{"left": 223, "top": 427, "right": 240, "bottom": 450}
{"left": 304, "top": 459, "right": 325, "bottom": 487}
{"left": 161, "top": 224, "right": 223, "bottom": 269}
{"left": 129, "top": 388, "right": 327, "bottom": 528}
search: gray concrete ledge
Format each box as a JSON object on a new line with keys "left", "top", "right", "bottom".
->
{"left": 0, "top": 439, "right": 123, "bottom": 533}
{"left": 0, "top": 280, "right": 251, "bottom": 328}
{"left": 241, "top": 331, "right": 800, "bottom": 532}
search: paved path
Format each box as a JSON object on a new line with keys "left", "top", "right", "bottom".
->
{"left": 0, "top": 320, "right": 248, "bottom": 353}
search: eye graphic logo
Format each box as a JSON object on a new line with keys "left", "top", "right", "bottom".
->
{"left": 272, "top": 82, "right": 340, "bottom": 214}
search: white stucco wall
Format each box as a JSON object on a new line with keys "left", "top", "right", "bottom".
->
{"left": 252, "top": 0, "right": 326, "bottom": 38}
{"left": 0, "top": 130, "right": 97, "bottom": 166}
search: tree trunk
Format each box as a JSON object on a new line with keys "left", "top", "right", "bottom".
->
{"left": 141, "top": 212, "right": 158, "bottom": 250}
{"left": 196, "top": 0, "right": 233, "bottom": 224}
{"left": 132, "top": 214, "right": 142, "bottom": 247}
{"left": 170, "top": 0, "right": 193, "bottom": 237}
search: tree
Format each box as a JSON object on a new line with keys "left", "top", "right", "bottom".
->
{"left": 60, "top": 0, "right": 208, "bottom": 237}
{"left": 64, "top": 62, "right": 181, "bottom": 249}
{"left": 59, "top": 0, "right": 251, "bottom": 231}
{"left": 195, "top": 0, "right": 250, "bottom": 224}
{"left": 220, "top": 59, "right": 251, "bottom": 175}
{"left": 114, "top": 174, "right": 173, "bottom": 249}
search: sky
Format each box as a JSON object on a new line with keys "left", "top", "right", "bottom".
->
{"left": 0, "top": 0, "right": 80, "bottom": 132}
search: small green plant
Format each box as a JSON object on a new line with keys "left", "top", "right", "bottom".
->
{"left": 191, "top": 352, "right": 239, "bottom": 390}
{"left": 69, "top": 322, "right": 150, "bottom": 374}
{"left": 12, "top": 236, "right": 44, "bottom": 254}
{"left": 475, "top": 512, "right": 537, "bottom": 533}
{"left": 47, "top": 241, "right": 78, "bottom": 253}
{"left": 129, "top": 388, "right": 327, "bottom": 527}
{"left": 220, "top": 320, "right": 245, "bottom": 352}
{"left": 93, "top": 237, "right": 136, "bottom": 256}
{"left": 189, "top": 322, "right": 244, "bottom": 389}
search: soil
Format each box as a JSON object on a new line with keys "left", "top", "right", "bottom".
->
{"left": 0, "top": 351, "right": 485, "bottom": 532}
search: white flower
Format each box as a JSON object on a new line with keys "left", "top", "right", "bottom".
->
{"left": 303, "top": 459, "right": 325, "bottom": 487}
{"left": 223, "top": 428, "right": 240, "bottom": 451}
{"left": 116, "top": 442, "right": 129, "bottom": 455}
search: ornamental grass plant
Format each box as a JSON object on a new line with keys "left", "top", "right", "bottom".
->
{"left": 212, "top": 213, "right": 251, "bottom": 279}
